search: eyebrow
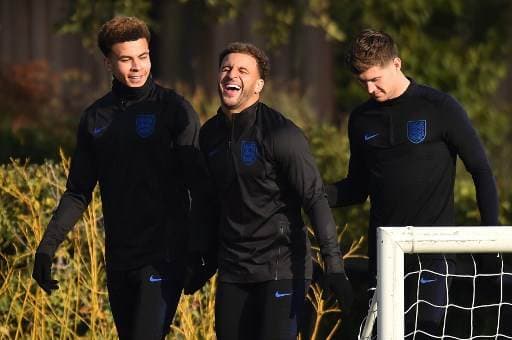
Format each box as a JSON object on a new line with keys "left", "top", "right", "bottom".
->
{"left": 117, "top": 51, "right": 149, "bottom": 59}
{"left": 359, "top": 76, "right": 380, "bottom": 82}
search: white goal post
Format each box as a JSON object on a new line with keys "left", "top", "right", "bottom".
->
{"left": 376, "top": 226, "right": 512, "bottom": 340}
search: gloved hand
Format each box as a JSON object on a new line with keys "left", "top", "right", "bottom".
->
{"left": 321, "top": 272, "right": 354, "bottom": 314}
{"left": 32, "top": 253, "right": 59, "bottom": 294}
{"left": 183, "top": 252, "right": 217, "bottom": 295}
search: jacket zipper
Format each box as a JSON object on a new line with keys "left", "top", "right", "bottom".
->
{"left": 275, "top": 225, "right": 283, "bottom": 280}
{"left": 228, "top": 115, "right": 235, "bottom": 151}
{"left": 120, "top": 99, "right": 126, "bottom": 111}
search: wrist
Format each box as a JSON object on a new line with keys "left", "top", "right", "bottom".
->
{"left": 323, "top": 254, "right": 345, "bottom": 274}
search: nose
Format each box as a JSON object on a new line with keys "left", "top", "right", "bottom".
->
{"left": 225, "top": 68, "right": 239, "bottom": 79}
{"left": 130, "top": 59, "right": 140, "bottom": 71}
{"left": 366, "top": 81, "right": 376, "bottom": 94}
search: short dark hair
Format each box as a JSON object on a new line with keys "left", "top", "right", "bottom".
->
{"left": 97, "top": 16, "right": 151, "bottom": 56}
{"left": 346, "top": 29, "right": 398, "bottom": 74}
{"left": 218, "top": 42, "right": 270, "bottom": 80}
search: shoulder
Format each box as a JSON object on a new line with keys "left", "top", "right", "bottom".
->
{"left": 155, "top": 84, "right": 188, "bottom": 107}
{"left": 258, "top": 102, "right": 301, "bottom": 139}
{"left": 155, "top": 85, "right": 199, "bottom": 126}
{"left": 79, "top": 92, "right": 115, "bottom": 129}
{"left": 199, "top": 112, "right": 223, "bottom": 143}
{"left": 412, "top": 83, "right": 468, "bottom": 124}
{"left": 257, "top": 103, "right": 309, "bottom": 153}
{"left": 347, "top": 100, "right": 377, "bottom": 133}
{"left": 148, "top": 83, "right": 192, "bottom": 111}
{"left": 411, "top": 82, "right": 457, "bottom": 107}
{"left": 349, "top": 99, "right": 378, "bottom": 119}
{"left": 83, "top": 92, "right": 114, "bottom": 115}
{"left": 201, "top": 112, "right": 222, "bottom": 133}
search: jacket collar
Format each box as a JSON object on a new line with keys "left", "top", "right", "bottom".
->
{"left": 378, "top": 77, "right": 416, "bottom": 107}
{"left": 112, "top": 75, "right": 154, "bottom": 103}
{"left": 219, "top": 101, "right": 259, "bottom": 128}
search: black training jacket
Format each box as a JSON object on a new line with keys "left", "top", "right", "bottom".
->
{"left": 199, "top": 102, "right": 344, "bottom": 283}
{"left": 37, "top": 77, "right": 212, "bottom": 270}
{"left": 327, "top": 79, "right": 499, "bottom": 275}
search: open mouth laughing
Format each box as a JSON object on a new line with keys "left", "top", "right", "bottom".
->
{"left": 223, "top": 83, "right": 241, "bottom": 97}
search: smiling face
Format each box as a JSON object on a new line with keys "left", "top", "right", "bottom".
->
{"left": 105, "top": 38, "right": 151, "bottom": 87}
{"left": 357, "top": 57, "right": 407, "bottom": 102}
{"left": 218, "top": 52, "right": 264, "bottom": 115}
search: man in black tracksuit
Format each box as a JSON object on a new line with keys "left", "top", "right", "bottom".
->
{"left": 198, "top": 42, "right": 353, "bottom": 340}
{"left": 326, "top": 29, "right": 499, "bottom": 338}
{"left": 31, "top": 17, "right": 212, "bottom": 339}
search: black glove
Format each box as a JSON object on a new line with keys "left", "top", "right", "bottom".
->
{"left": 32, "top": 253, "right": 59, "bottom": 294}
{"left": 322, "top": 272, "right": 354, "bottom": 314}
{"left": 183, "top": 252, "right": 217, "bottom": 295}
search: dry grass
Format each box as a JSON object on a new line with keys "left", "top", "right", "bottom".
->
{"left": 0, "top": 155, "right": 364, "bottom": 339}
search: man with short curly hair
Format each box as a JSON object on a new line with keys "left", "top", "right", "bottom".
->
{"left": 32, "top": 16, "right": 214, "bottom": 339}
{"left": 197, "top": 42, "right": 354, "bottom": 339}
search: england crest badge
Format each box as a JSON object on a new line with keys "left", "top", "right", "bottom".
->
{"left": 407, "top": 120, "right": 427, "bottom": 144}
{"left": 241, "top": 140, "right": 258, "bottom": 166}
{"left": 136, "top": 114, "right": 156, "bottom": 138}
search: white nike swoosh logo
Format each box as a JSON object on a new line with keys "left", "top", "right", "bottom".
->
{"left": 419, "top": 278, "right": 436, "bottom": 284}
{"left": 275, "top": 291, "right": 292, "bottom": 298}
{"left": 149, "top": 275, "right": 164, "bottom": 282}
{"left": 364, "top": 133, "right": 379, "bottom": 141}
{"left": 94, "top": 126, "right": 106, "bottom": 134}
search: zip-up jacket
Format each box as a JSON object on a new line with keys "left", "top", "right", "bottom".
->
{"left": 37, "top": 77, "right": 212, "bottom": 270}
{"left": 199, "top": 102, "right": 344, "bottom": 283}
{"left": 327, "top": 79, "right": 499, "bottom": 276}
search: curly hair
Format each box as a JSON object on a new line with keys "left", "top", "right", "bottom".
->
{"left": 346, "top": 29, "right": 398, "bottom": 74}
{"left": 218, "top": 42, "right": 270, "bottom": 80}
{"left": 97, "top": 16, "right": 151, "bottom": 56}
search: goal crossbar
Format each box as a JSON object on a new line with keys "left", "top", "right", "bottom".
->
{"left": 377, "top": 226, "right": 512, "bottom": 340}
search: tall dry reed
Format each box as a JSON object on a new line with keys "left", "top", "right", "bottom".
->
{"left": 0, "top": 155, "right": 363, "bottom": 339}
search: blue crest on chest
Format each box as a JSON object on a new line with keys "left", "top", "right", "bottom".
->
{"left": 135, "top": 114, "right": 156, "bottom": 138}
{"left": 241, "top": 140, "right": 258, "bottom": 166}
{"left": 407, "top": 120, "right": 427, "bottom": 144}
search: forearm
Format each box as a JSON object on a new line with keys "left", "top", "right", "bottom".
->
{"left": 37, "top": 191, "right": 89, "bottom": 256}
{"left": 307, "top": 196, "right": 345, "bottom": 273}
{"left": 472, "top": 170, "right": 499, "bottom": 226}
{"left": 176, "top": 146, "right": 219, "bottom": 253}
{"left": 326, "top": 179, "right": 368, "bottom": 208}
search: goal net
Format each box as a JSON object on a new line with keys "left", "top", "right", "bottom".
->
{"left": 359, "top": 226, "right": 512, "bottom": 340}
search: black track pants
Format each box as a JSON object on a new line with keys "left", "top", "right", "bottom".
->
{"left": 404, "top": 257, "right": 456, "bottom": 339}
{"left": 106, "top": 261, "right": 184, "bottom": 340}
{"left": 215, "top": 280, "right": 309, "bottom": 340}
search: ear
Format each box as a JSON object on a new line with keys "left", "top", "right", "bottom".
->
{"left": 393, "top": 57, "right": 402, "bottom": 71}
{"left": 255, "top": 79, "right": 265, "bottom": 93}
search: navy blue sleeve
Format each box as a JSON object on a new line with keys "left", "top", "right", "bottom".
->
{"left": 172, "top": 95, "right": 219, "bottom": 253}
{"left": 37, "top": 113, "right": 97, "bottom": 256}
{"left": 442, "top": 95, "right": 499, "bottom": 225}
{"left": 272, "top": 124, "right": 344, "bottom": 273}
{"left": 326, "top": 113, "right": 370, "bottom": 208}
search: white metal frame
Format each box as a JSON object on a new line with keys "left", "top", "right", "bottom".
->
{"left": 375, "top": 226, "right": 512, "bottom": 340}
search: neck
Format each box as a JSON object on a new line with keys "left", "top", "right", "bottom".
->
{"left": 390, "top": 73, "right": 411, "bottom": 100}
